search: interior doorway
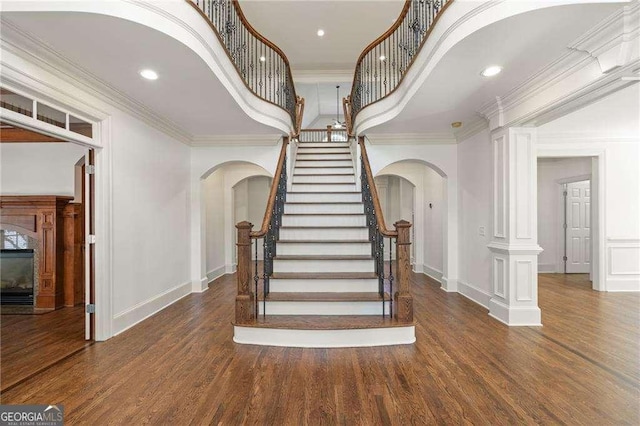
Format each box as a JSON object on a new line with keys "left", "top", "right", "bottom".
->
{"left": 0, "top": 122, "right": 94, "bottom": 391}
{"left": 564, "top": 180, "right": 591, "bottom": 274}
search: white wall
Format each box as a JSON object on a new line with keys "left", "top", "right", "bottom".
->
{"left": 538, "top": 83, "right": 640, "bottom": 291}
{"left": 201, "top": 162, "right": 271, "bottom": 282}
{"left": 376, "top": 160, "right": 445, "bottom": 282}
{"left": 456, "top": 129, "right": 492, "bottom": 307}
{"left": 0, "top": 142, "right": 86, "bottom": 197}
{"left": 111, "top": 108, "right": 191, "bottom": 332}
{"left": 537, "top": 157, "right": 592, "bottom": 273}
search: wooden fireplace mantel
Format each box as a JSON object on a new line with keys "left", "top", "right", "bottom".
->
{"left": 1, "top": 195, "right": 74, "bottom": 309}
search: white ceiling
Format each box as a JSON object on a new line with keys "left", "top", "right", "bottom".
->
{"left": 2, "top": 12, "right": 278, "bottom": 136}
{"left": 366, "top": 3, "right": 623, "bottom": 136}
{"left": 296, "top": 81, "right": 352, "bottom": 126}
{"left": 240, "top": 0, "right": 405, "bottom": 75}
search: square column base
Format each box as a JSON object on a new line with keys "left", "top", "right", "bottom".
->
{"left": 489, "top": 298, "right": 541, "bottom": 326}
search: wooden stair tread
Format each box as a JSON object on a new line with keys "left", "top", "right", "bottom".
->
{"left": 291, "top": 182, "right": 355, "bottom": 185}
{"left": 271, "top": 272, "right": 377, "bottom": 279}
{"left": 297, "top": 152, "right": 351, "bottom": 155}
{"left": 235, "top": 315, "right": 412, "bottom": 330}
{"left": 294, "top": 165, "right": 354, "bottom": 168}
{"left": 277, "top": 240, "right": 370, "bottom": 244}
{"left": 293, "top": 173, "right": 355, "bottom": 176}
{"left": 274, "top": 255, "right": 372, "bottom": 260}
{"left": 263, "top": 292, "right": 388, "bottom": 302}
{"left": 283, "top": 213, "right": 364, "bottom": 216}
{"left": 288, "top": 191, "right": 361, "bottom": 194}
{"left": 280, "top": 225, "right": 367, "bottom": 229}
{"left": 285, "top": 202, "right": 361, "bottom": 205}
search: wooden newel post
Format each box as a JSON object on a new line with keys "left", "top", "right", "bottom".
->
{"left": 394, "top": 220, "right": 413, "bottom": 323}
{"left": 326, "top": 125, "right": 332, "bottom": 142}
{"left": 235, "top": 221, "right": 255, "bottom": 324}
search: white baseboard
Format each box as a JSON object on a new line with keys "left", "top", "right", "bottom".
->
{"left": 489, "top": 298, "right": 542, "bottom": 326}
{"left": 440, "top": 276, "right": 458, "bottom": 292}
{"left": 458, "top": 280, "right": 491, "bottom": 309}
{"left": 422, "top": 264, "right": 442, "bottom": 283}
{"left": 225, "top": 263, "right": 237, "bottom": 274}
{"left": 192, "top": 277, "right": 209, "bottom": 293}
{"left": 207, "top": 265, "right": 226, "bottom": 283}
{"left": 606, "top": 278, "right": 640, "bottom": 292}
{"left": 538, "top": 263, "right": 558, "bottom": 273}
{"left": 413, "top": 263, "right": 424, "bottom": 274}
{"left": 113, "top": 281, "right": 191, "bottom": 336}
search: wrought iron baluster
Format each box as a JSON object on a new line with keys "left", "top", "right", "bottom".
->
{"left": 389, "top": 236, "right": 394, "bottom": 318}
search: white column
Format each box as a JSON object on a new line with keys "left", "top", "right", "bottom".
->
{"left": 488, "top": 127, "right": 542, "bottom": 326}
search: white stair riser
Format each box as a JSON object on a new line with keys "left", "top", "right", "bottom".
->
{"left": 277, "top": 242, "right": 371, "bottom": 256}
{"left": 298, "top": 143, "right": 350, "bottom": 149}
{"left": 296, "top": 160, "right": 352, "bottom": 167}
{"left": 273, "top": 259, "right": 374, "bottom": 273}
{"left": 294, "top": 167, "right": 353, "bottom": 175}
{"left": 259, "top": 301, "right": 389, "bottom": 315}
{"left": 284, "top": 204, "right": 364, "bottom": 214}
{"left": 234, "top": 325, "right": 415, "bottom": 348}
{"left": 297, "top": 154, "right": 351, "bottom": 161}
{"left": 291, "top": 184, "right": 356, "bottom": 193}
{"left": 287, "top": 192, "right": 361, "bottom": 203}
{"left": 280, "top": 227, "right": 369, "bottom": 240}
{"left": 282, "top": 214, "right": 366, "bottom": 227}
{"left": 297, "top": 148, "right": 351, "bottom": 154}
{"left": 293, "top": 175, "right": 355, "bottom": 184}
{"left": 269, "top": 278, "right": 378, "bottom": 292}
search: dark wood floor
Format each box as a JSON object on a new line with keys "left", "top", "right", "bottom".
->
{"left": 1, "top": 306, "right": 87, "bottom": 392}
{"left": 1, "top": 272, "right": 638, "bottom": 424}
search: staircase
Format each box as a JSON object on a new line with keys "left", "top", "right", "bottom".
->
{"left": 233, "top": 138, "right": 416, "bottom": 348}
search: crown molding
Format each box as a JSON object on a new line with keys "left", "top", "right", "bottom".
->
{"left": 537, "top": 132, "right": 638, "bottom": 144}
{"left": 0, "top": 17, "right": 193, "bottom": 145}
{"left": 366, "top": 133, "right": 456, "bottom": 145}
{"left": 568, "top": 1, "right": 639, "bottom": 73}
{"left": 453, "top": 117, "right": 489, "bottom": 142}
{"left": 190, "top": 134, "right": 282, "bottom": 147}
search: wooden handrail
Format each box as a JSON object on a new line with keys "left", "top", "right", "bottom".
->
{"left": 187, "top": 0, "right": 299, "bottom": 123}
{"left": 343, "top": 96, "right": 353, "bottom": 137}
{"left": 358, "top": 136, "right": 397, "bottom": 238}
{"left": 250, "top": 136, "right": 289, "bottom": 238}
{"left": 349, "top": 0, "right": 453, "bottom": 123}
{"left": 354, "top": 0, "right": 412, "bottom": 67}
{"left": 293, "top": 97, "right": 304, "bottom": 138}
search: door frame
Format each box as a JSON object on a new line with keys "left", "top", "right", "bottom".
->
{"left": 538, "top": 147, "right": 605, "bottom": 291}
{"left": 557, "top": 175, "right": 592, "bottom": 277}
{"left": 0, "top": 81, "right": 113, "bottom": 340}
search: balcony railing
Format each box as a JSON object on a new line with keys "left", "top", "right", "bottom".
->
{"left": 347, "top": 0, "right": 451, "bottom": 129}
{"left": 189, "top": 0, "right": 299, "bottom": 126}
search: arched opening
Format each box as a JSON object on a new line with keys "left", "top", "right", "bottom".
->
{"left": 375, "top": 159, "right": 454, "bottom": 290}
{"left": 199, "top": 161, "right": 272, "bottom": 285}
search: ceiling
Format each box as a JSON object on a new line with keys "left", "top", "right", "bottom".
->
{"left": 296, "top": 81, "right": 353, "bottom": 126}
{"left": 366, "top": 3, "right": 623, "bottom": 136}
{"left": 2, "top": 12, "right": 279, "bottom": 137}
{"left": 240, "top": 0, "right": 405, "bottom": 75}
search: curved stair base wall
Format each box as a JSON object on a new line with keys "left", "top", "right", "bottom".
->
{"left": 233, "top": 325, "right": 416, "bottom": 348}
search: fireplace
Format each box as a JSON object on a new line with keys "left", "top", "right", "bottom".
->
{"left": 1, "top": 249, "right": 35, "bottom": 305}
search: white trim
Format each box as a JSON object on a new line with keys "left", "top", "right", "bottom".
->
{"left": 457, "top": 281, "right": 491, "bottom": 309}
{"left": 488, "top": 298, "right": 542, "bottom": 327}
{"left": 537, "top": 145, "right": 606, "bottom": 291}
{"left": 206, "top": 265, "right": 227, "bottom": 282}
{"left": 366, "top": 133, "right": 457, "bottom": 145}
{"left": 422, "top": 264, "right": 442, "bottom": 283}
{"left": 191, "top": 134, "right": 282, "bottom": 147}
{"left": 233, "top": 325, "right": 416, "bottom": 348}
{"left": 112, "top": 281, "right": 192, "bottom": 336}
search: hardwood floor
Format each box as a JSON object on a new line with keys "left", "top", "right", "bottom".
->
{"left": 1, "top": 306, "right": 88, "bottom": 392}
{"left": 1, "top": 273, "right": 638, "bottom": 424}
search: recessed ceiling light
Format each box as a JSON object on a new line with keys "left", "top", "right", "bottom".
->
{"left": 139, "top": 69, "right": 158, "bottom": 80}
{"left": 481, "top": 65, "right": 502, "bottom": 77}
{"left": 379, "top": 55, "right": 386, "bottom": 61}
{"left": 317, "top": 29, "right": 325, "bottom": 37}
{"left": 259, "top": 56, "right": 266, "bottom": 62}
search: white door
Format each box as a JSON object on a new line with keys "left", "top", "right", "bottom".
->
{"left": 565, "top": 180, "right": 591, "bottom": 273}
